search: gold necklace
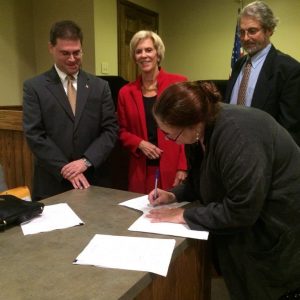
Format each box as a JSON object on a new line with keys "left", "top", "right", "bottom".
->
{"left": 142, "top": 81, "right": 157, "bottom": 92}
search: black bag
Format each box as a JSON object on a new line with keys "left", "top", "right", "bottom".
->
{"left": 0, "top": 194, "right": 44, "bottom": 231}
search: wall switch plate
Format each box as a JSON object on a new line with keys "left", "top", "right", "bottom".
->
{"left": 101, "top": 62, "right": 109, "bottom": 74}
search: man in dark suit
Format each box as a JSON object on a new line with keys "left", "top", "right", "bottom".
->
{"left": 23, "top": 20, "right": 118, "bottom": 201}
{"left": 225, "top": 1, "right": 300, "bottom": 146}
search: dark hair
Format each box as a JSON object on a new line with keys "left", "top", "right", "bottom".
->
{"left": 153, "top": 81, "right": 221, "bottom": 127}
{"left": 49, "top": 20, "right": 83, "bottom": 46}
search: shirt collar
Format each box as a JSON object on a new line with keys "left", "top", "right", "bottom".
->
{"left": 249, "top": 43, "right": 272, "bottom": 68}
{"left": 54, "top": 64, "right": 79, "bottom": 81}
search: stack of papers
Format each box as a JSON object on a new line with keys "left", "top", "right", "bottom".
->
{"left": 21, "top": 203, "right": 84, "bottom": 235}
{"left": 119, "top": 195, "right": 209, "bottom": 240}
{"left": 20, "top": 195, "right": 208, "bottom": 276}
{"left": 74, "top": 234, "right": 175, "bottom": 276}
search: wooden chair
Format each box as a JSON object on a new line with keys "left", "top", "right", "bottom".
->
{"left": 0, "top": 164, "right": 7, "bottom": 191}
{"left": 0, "top": 186, "right": 31, "bottom": 201}
{"left": 0, "top": 108, "right": 34, "bottom": 191}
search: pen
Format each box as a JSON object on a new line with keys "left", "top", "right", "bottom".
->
{"left": 154, "top": 168, "right": 159, "bottom": 200}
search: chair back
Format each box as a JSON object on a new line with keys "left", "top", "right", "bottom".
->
{"left": 0, "top": 164, "right": 7, "bottom": 192}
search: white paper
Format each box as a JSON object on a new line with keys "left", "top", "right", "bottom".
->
{"left": 129, "top": 214, "right": 209, "bottom": 240}
{"left": 119, "top": 195, "right": 189, "bottom": 213}
{"left": 119, "top": 195, "right": 209, "bottom": 240}
{"left": 21, "top": 203, "right": 84, "bottom": 235}
{"left": 74, "top": 234, "right": 175, "bottom": 276}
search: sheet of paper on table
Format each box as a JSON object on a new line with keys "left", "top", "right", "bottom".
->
{"left": 74, "top": 234, "right": 176, "bottom": 276}
{"left": 119, "top": 195, "right": 189, "bottom": 213}
{"left": 119, "top": 195, "right": 209, "bottom": 240}
{"left": 21, "top": 203, "right": 84, "bottom": 235}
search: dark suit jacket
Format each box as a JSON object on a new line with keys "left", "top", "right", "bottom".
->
{"left": 225, "top": 45, "right": 300, "bottom": 145}
{"left": 23, "top": 67, "right": 118, "bottom": 200}
{"left": 173, "top": 104, "right": 300, "bottom": 299}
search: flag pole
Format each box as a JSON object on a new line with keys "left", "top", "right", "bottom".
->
{"left": 230, "top": 2, "right": 244, "bottom": 70}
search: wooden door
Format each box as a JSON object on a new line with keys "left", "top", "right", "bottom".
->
{"left": 117, "top": 0, "right": 159, "bottom": 82}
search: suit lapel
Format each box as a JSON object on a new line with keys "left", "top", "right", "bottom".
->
{"left": 45, "top": 67, "right": 74, "bottom": 121}
{"left": 251, "top": 45, "right": 276, "bottom": 109}
{"left": 74, "top": 70, "right": 90, "bottom": 130}
{"left": 225, "top": 57, "right": 247, "bottom": 103}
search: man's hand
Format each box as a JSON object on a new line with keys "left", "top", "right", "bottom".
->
{"left": 69, "top": 173, "right": 90, "bottom": 189}
{"left": 61, "top": 159, "right": 87, "bottom": 180}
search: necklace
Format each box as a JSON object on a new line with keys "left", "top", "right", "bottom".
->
{"left": 142, "top": 81, "right": 158, "bottom": 92}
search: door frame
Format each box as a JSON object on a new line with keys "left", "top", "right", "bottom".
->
{"left": 117, "top": 0, "right": 159, "bottom": 80}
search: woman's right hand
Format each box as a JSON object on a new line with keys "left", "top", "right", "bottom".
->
{"left": 138, "top": 140, "right": 163, "bottom": 159}
{"left": 148, "top": 188, "right": 176, "bottom": 206}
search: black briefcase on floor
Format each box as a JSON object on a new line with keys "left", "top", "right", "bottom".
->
{"left": 0, "top": 194, "right": 44, "bottom": 231}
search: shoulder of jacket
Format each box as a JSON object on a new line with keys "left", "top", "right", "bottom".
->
{"left": 24, "top": 69, "right": 54, "bottom": 86}
{"left": 120, "top": 80, "right": 139, "bottom": 92}
{"left": 274, "top": 50, "right": 300, "bottom": 66}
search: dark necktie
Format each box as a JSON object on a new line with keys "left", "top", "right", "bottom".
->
{"left": 67, "top": 75, "right": 76, "bottom": 115}
{"left": 237, "top": 58, "right": 252, "bottom": 105}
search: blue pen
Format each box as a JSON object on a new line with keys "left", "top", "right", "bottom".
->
{"left": 154, "top": 168, "right": 160, "bottom": 200}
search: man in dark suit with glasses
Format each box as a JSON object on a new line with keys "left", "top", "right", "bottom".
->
{"left": 225, "top": 1, "right": 300, "bottom": 146}
{"left": 23, "top": 20, "right": 118, "bottom": 200}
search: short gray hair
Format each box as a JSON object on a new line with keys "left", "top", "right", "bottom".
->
{"left": 239, "top": 1, "right": 279, "bottom": 31}
{"left": 129, "top": 30, "right": 165, "bottom": 65}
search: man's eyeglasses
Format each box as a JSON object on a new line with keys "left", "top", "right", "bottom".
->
{"left": 238, "top": 27, "right": 262, "bottom": 38}
{"left": 161, "top": 128, "right": 184, "bottom": 142}
{"left": 60, "top": 50, "right": 83, "bottom": 58}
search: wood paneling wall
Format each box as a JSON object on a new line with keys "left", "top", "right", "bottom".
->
{"left": 0, "top": 109, "right": 33, "bottom": 191}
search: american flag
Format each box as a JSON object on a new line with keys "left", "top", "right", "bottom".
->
{"left": 231, "top": 19, "right": 243, "bottom": 69}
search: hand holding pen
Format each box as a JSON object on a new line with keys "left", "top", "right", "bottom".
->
{"left": 148, "top": 188, "right": 176, "bottom": 207}
{"left": 147, "top": 189, "right": 185, "bottom": 223}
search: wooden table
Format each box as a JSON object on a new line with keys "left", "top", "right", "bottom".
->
{"left": 0, "top": 186, "right": 211, "bottom": 300}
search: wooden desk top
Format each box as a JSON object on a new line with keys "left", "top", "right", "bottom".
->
{"left": 0, "top": 186, "right": 195, "bottom": 300}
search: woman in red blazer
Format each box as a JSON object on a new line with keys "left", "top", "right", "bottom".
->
{"left": 117, "top": 30, "right": 187, "bottom": 194}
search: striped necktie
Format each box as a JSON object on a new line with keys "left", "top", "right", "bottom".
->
{"left": 237, "top": 58, "right": 252, "bottom": 105}
{"left": 67, "top": 75, "right": 76, "bottom": 115}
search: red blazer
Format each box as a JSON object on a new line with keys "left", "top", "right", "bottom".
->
{"left": 117, "top": 68, "right": 187, "bottom": 193}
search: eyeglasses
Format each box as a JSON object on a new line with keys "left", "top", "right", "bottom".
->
{"left": 60, "top": 50, "right": 83, "bottom": 58}
{"left": 161, "top": 128, "right": 184, "bottom": 142}
{"left": 238, "top": 27, "right": 262, "bottom": 38}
